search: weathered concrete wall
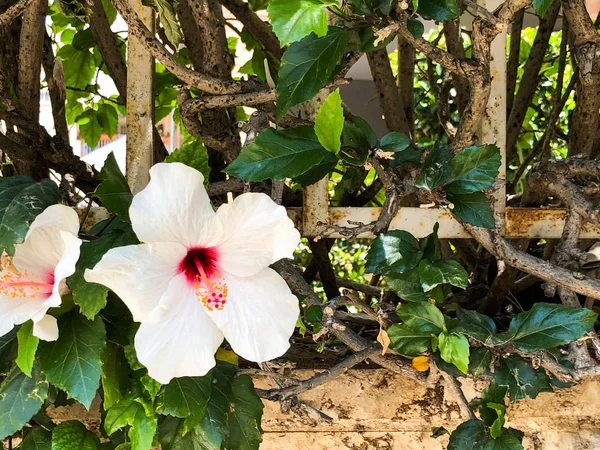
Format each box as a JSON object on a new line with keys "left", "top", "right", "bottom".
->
{"left": 40, "top": 368, "right": 600, "bottom": 450}
{"left": 256, "top": 369, "right": 600, "bottom": 450}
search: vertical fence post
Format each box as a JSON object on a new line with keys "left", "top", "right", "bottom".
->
{"left": 126, "top": 0, "right": 154, "bottom": 194}
{"left": 478, "top": 0, "right": 507, "bottom": 234}
{"left": 302, "top": 90, "right": 330, "bottom": 237}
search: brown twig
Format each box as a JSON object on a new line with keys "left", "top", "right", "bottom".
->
{"left": 111, "top": 0, "right": 264, "bottom": 94}
{"left": 440, "top": 369, "right": 476, "bottom": 420}
{"left": 0, "top": 0, "right": 34, "bottom": 27}
{"left": 258, "top": 347, "right": 380, "bottom": 401}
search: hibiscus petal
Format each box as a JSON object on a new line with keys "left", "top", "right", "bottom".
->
{"left": 206, "top": 267, "right": 299, "bottom": 363}
{"left": 215, "top": 193, "right": 300, "bottom": 277}
{"left": 85, "top": 242, "right": 186, "bottom": 322}
{"left": 13, "top": 227, "right": 68, "bottom": 275}
{"left": 26, "top": 204, "right": 80, "bottom": 239}
{"left": 0, "top": 291, "right": 48, "bottom": 338}
{"left": 46, "top": 231, "right": 82, "bottom": 308}
{"left": 135, "top": 273, "right": 224, "bottom": 384}
{"left": 33, "top": 314, "right": 59, "bottom": 341}
{"left": 129, "top": 163, "right": 223, "bottom": 248}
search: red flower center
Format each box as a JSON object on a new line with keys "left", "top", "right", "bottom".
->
{"left": 179, "top": 247, "right": 220, "bottom": 282}
{"left": 179, "top": 247, "right": 228, "bottom": 311}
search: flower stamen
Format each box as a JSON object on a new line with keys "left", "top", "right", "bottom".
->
{"left": 179, "top": 247, "right": 228, "bottom": 311}
{"left": 0, "top": 270, "right": 54, "bottom": 299}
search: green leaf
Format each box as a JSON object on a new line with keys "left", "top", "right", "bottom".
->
{"left": 445, "top": 145, "right": 501, "bottom": 194}
{"left": 276, "top": 30, "right": 349, "bottom": 120}
{"left": 0, "top": 328, "right": 18, "bottom": 376}
{"left": 165, "top": 140, "right": 210, "bottom": 184}
{"left": 456, "top": 307, "right": 499, "bottom": 346}
{"left": 68, "top": 226, "right": 138, "bottom": 319}
{"left": 142, "top": 0, "right": 183, "bottom": 47}
{"left": 195, "top": 363, "right": 237, "bottom": 450}
{"left": 448, "top": 420, "right": 488, "bottom": 450}
{"left": 101, "top": 0, "right": 117, "bottom": 24}
{"left": 158, "top": 376, "right": 212, "bottom": 432}
{"left": 438, "top": 332, "right": 470, "bottom": 374}
{"left": 533, "top": 0, "right": 553, "bottom": 16}
{"left": 101, "top": 343, "right": 129, "bottom": 410}
{"left": 365, "top": 230, "right": 423, "bottom": 274}
{"left": 479, "top": 379, "right": 507, "bottom": 426}
{"left": 105, "top": 397, "right": 158, "bottom": 450}
{"left": 420, "top": 223, "right": 441, "bottom": 262}
{"left": 468, "top": 347, "right": 492, "bottom": 378}
{"left": 342, "top": 117, "right": 376, "bottom": 151}
{"left": 57, "top": 45, "right": 96, "bottom": 89}
{"left": 417, "top": 0, "right": 460, "bottom": 21}
{"left": 0, "top": 365, "right": 48, "bottom": 440}
{"left": 18, "top": 427, "right": 52, "bottom": 450}
{"left": 380, "top": 132, "right": 410, "bottom": 152}
{"left": 39, "top": 312, "right": 106, "bottom": 409}
{"left": 314, "top": 89, "right": 344, "bottom": 154}
{"left": 93, "top": 152, "right": 133, "bottom": 220}
{"left": 72, "top": 29, "right": 95, "bottom": 51}
{"left": 397, "top": 302, "right": 445, "bottom": 334}
{"left": 485, "top": 433, "right": 524, "bottom": 450}
{"left": 305, "top": 305, "right": 323, "bottom": 323}
{"left": 487, "top": 402, "right": 506, "bottom": 439}
{"left": 384, "top": 268, "right": 428, "bottom": 302}
{"left": 448, "top": 419, "right": 523, "bottom": 449}
{"left": 494, "top": 355, "right": 551, "bottom": 402}
{"left": 223, "top": 375, "right": 264, "bottom": 450}
{"left": 418, "top": 259, "right": 468, "bottom": 291}
{"left": 225, "top": 127, "right": 329, "bottom": 182}
{"left": 96, "top": 104, "right": 118, "bottom": 138}
{"left": 161, "top": 362, "right": 262, "bottom": 450}
{"left": 291, "top": 152, "right": 337, "bottom": 186}
{"left": 415, "top": 144, "right": 453, "bottom": 191}
{"left": 386, "top": 324, "right": 432, "bottom": 356}
{"left": 427, "top": 284, "right": 450, "bottom": 303}
{"left": 159, "top": 417, "right": 215, "bottom": 450}
{"left": 267, "top": 0, "right": 335, "bottom": 46}
{"left": 447, "top": 191, "right": 495, "bottom": 229}
{"left": 52, "top": 420, "right": 100, "bottom": 450}
{"left": 76, "top": 109, "right": 102, "bottom": 149}
{"left": 16, "top": 321, "right": 39, "bottom": 377}
{"left": 504, "top": 303, "right": 598, "bottom": 353}
{"left": 0, "top": 177, "right": 59, "bottom": 255}
{"left": 407, "top": 19, "right": 425, "bottom": 38}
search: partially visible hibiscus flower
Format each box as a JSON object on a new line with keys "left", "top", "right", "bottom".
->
{"left": 0, "top": 205, "right": 81, "bottom": 341}
{"left": 85, "top": 163, "right": 301, "bottom": 384}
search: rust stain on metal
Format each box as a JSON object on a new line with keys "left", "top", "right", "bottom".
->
{"left": 506, "top": 207, "right": 600, "bottom": 238}
{"left": 77, "top": 207, "right": 110, "bottom": 232}
{"left": 303, "top": 179, "right": 329, "bottom": 237}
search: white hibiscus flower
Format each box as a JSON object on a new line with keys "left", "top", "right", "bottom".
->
{"left": 85, "top": 163, "right": 301, "bottom": 384}
{"left": 0, "top": 205, "right": 82, "bottom": 341}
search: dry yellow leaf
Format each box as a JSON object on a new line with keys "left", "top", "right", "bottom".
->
{"left": 377, "top": 327, "right": 391, "bottom": 356}
{"left": 1, "top": 251, "right": 17, "bottom": 274}
{"left": 412, "top": 356, "right": 430, "bottom": 372}
{"left": 216, "top": 347, "right": 239, "bottom": 366}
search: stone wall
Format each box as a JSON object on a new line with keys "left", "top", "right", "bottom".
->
{"left": 37, "top": 369, "right": 600, "bottom": 449}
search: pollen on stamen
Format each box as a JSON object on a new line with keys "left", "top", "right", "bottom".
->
{"left": 178, "top": 247, "right": 228, "bottom": 311}
{"left": 0, "top": 270, "right": 54, "bottom": 299}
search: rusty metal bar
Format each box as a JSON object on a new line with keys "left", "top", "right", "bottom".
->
{"left": 126, "top": 0, "right": 154, "bottom": 194}
{"left": 301, "top": 91, "right": 330, "bottom": 237}
{"left": 287, "top": 207, "right": 600, "bottom": 239}
{"left": 478, "top": 0, "right": 507, "bottom": 234}
{"left": 81, "top": 206, "right": 600, "bottom": 239}
{"left": 303, "top": 179, "right": 329, "bottom": 237}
